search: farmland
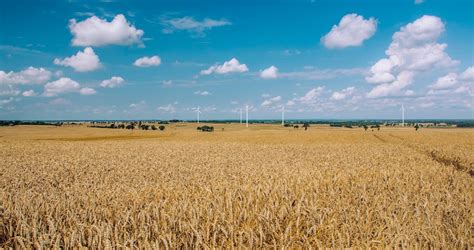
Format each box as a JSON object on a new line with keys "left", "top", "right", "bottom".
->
{"left": 0, "top": 124, "right": 472, "bottom": 248}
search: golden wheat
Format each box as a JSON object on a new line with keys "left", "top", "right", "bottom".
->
{"left": 0, "top": 124, "right": 472, "bottom": 248}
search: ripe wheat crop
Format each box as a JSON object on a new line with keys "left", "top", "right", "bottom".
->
{"left": 0, "top": 124, "right": 472, "bottom": 248}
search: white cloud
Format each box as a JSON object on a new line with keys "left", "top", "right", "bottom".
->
{"left": 321, "top": 13, "right": 377, "bottom": 49}
{"left": 162, "top": 16, "right": 231, "bottom": 36}
{"left": 261, "top": 95, "right": 282, "bottom": 107}
{"left": 0, "top": 97, "right": 14, "bottom": 107}
{"left": 162, "top": 80, "right": 172, "bottom": 86}
{"left": 129, "top": 100, "right": 146, "bottom": 108}
{"left": 133, "top": 56, "right": 161, "bottom": 67}
{"left": 0, "top": 85, "right": 20, "bottom": 96}
{"left": 69, "top": 14, "right": 144, "bottom": 46}
{"left": 366, "top": 15, "right": 458, "bottom": 98}
{"left": 200, "top": 58, "right": 248, "bottom": 75}
{"left": 22, "top": 90, "right": 37, "bottom": 97}
{"left": 43, "top": 78, "right": 96, "bottom": 97}
{"left": 427, "top": 66, "right": 474, "bottom": 97}
{"left": 194, "top": 90, "right": 211, "bottom": 96}
{"left": 0, "top": 67, "right": 52, "bottom": 85}
{"left": 43, "top": 78, "right": 81, "bottom": 97}
{"left": 49, "top": 98, "right": 71, "bottom": 106}
{"left": 460, "top": 66, "right": 474, "bottom": 81}
{"left": 54, "top": 47, "right": 101, "bottom": 72}
{"left": 79, "top": 87, "right": 97, "bottom": 95}
{"left": 367, "top": 71, "right": 414, "bottom": 98}
{"left": 100, "top": 76, "right": 124, "bottom": 88}
{"left": 405, "top": 90, "right": 416, "bottom": 96}
{"left": 298, "top": 87, "right": 324, "bottom": 103}
{"left": 286, "top": 100, "right": 295, "bottom": 106}
{"left": 330, "top": 86, "right": 355, "bottom": 100}
{"left": 365, "top": 59, "right": 396, "bottom": 84}
{"left": 157, "top": 104, "right": 176, "bottom": 113}
{"left": 260, "top": 65, "right": 279, "bottom": 79}
{"left": 431, "top": 73, "right": 458, "bottom": 89}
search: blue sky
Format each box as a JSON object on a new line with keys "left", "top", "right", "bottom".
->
{"left": 0, "top": 0, "right": 472, "bottom": 120}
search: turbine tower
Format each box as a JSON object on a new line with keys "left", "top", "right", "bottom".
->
{"left": 281, "top": 105, "right": 285, "bottom": 126}
{"left": 245, "top": 105, "right": 249, "bottom": 128}
{"left": 401, "top": 104, "right": 405, "bottom": 127}
{"left": 240, "top": 108, "right": 243, "bottom": 124}
{"left": 197, "top": 106, "right": 201, "bottom": 124}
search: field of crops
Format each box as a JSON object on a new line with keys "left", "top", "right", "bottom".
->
{"left": 0, "top": 124, "right": 472, "bottom": 248}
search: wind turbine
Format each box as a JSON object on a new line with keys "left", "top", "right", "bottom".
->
{"left": 197, "top": 106, "right": 201, "bottom": 124}
{"left": 401, "top": 104, "right": 405, "bottom": 127}
{"left": 281, "top": 105, "right": 285, "bottom": 126}
{"left": 240, "top": 108, "right": 243, "bottom": 124}
{"left": 245, "top": 105, "right": 249, "bottom": 128}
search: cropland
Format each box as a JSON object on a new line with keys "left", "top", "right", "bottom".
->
{"left": 0, "top": 124, "right": 472, "bottom": 248}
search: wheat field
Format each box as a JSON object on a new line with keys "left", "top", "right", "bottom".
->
{"left": 0, "top": 124, "right": 472, "bottom": 248}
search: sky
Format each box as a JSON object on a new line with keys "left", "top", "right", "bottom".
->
{"left": 0, "top": 0, "right": 473, "bottom": 120}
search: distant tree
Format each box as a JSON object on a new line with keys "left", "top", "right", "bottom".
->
{"left": 303, "top": 123, "right": 310, "bottom": 131}
{"left": 151, "top": 125, "right": 157, "bottom": 130}
{"left": 294, "top": 125, "right": 299, "bottom": 129}
{"left": 126, "top": 124, "right": 134, "bottom": 130}
{"left": 363, "top": 125, "right": 368, "bottom": 131}
{"left": 197, "top": 127, "right": 202, "bottom": 131}
{"left": 200, "top": 125, "right": 214, "bottom": 132}
{"left": 415, "top": 124, "right": 420, "bottom": 131}
{"left": 376, "top": 124, "right": 380, "bottom": 131}
{"left": 159, "top": 125, "right": 165, "bottom": 131}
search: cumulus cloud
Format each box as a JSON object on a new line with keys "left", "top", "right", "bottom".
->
{"left": 157, "top": 104, "right": 176, "bottom": 113}
{"left": 330, "top": 86, "right": 355, "bottom": 100}
{"left": 129, "top": 100, "right": 147, "bottom": 109}
{"left": 69, "top": 14, "right": 144, "bottom": 46}
{"left": 321, "top": 13, "right": 377, "bottom": 49}
{"left": 431, "top": 73, "right": 458, "bottom": 89}
{"left": 0, "top": 67, "right": 52, "bottom": 85}
{"left": 162, "top": 80, "right": 172, "bottom": 86}
{"left": 162, "top": 16, "right": 231, "bottom": 37}
{"left": 100, "top": 76, "right": 124, "bottom": 88}
{"left": 200, "top": 58, "right": 248, "bottom": 75}
{"left": 79, "top": 87, "right": 97, "bottom": 95}
{"left": 22, "top": 90, "right": 37, "bottom": 97}
{"left": 49, "top": 98, "right": 71, "bottom": 106}
{"left": 298, "top": 87, "right": 324, "bottom": 103}
{"left": 261, "top": 95, "right": 282, "bottom": 107}
{"left": 260, "top": 65, "right": 279, "bottom": 79}
{"left": 43, "top": 77, "right": 96, "bottom": 97}
{"left": 0, "top": 97, "right": 14, "bottom": 107}
{"left": 54, "top": 47, "right": 101, "bottom": 72}
{"left": 428, "top": 66, "right": 474, "bottom": 96}
{"left": 365, "top": 59, "right": 396, "bottom": 84}
{"left": 367, "top": 71, "right": 414, "bottom": 98}
{"left": 366, "top": 15, "right": 458, "bottom": 98}
{"left": 43, "top": 78, "right": 81, "bottom": 97}
{"left": 194, "top": 90, "right": 211, "bottom": 96}
{"left": 460, "top": 66, "right": 474, "bottom": 81}
{"left": 133, "top": 56, "right": 161, "bottom": 67}
{"left": 0, "top": 85, "right": 20, "bottom": 96}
